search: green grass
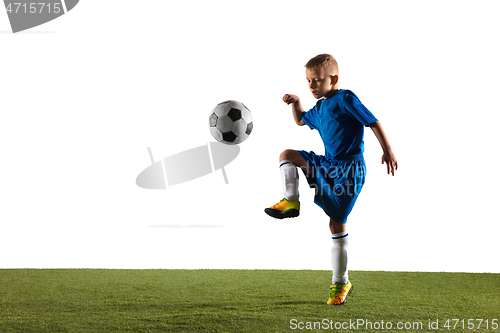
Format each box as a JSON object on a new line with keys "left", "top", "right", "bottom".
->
{"left": 0, "top": 270, "right": 499, "bottom": 332}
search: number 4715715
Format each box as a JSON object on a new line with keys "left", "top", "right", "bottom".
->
{"left": 6, "top": 3, "right": 62, "bottom": 14}
{"left": 443, "top": 319, "right": 498, "bottom": 330}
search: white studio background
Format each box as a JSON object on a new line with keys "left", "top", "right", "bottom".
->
{"left": 0, "top": 1, "right": 499, "bottom": 272}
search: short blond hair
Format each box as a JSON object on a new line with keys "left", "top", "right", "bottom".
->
{"left": 305, "top": 54, "right": 338, "bottom": 75}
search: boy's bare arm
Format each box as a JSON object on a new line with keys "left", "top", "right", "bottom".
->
{"left": 368, "top": 121, "right": 398, "bottom": 176}
{"left": 283, "top": 94, "right": 305, "bottom": 126}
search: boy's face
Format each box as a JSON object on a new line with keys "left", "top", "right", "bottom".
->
{"left": 305, "top": 67, "right": 338, "bottom": 99}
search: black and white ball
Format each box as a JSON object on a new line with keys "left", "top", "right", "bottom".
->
{"left": 209, "top": 100, "right": 253, "bottom": 145}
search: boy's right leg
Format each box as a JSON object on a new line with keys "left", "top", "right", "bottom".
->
{"left": 327, "top": 219, "right": 352, "bottom": 305}
{"left": 264, "top": 150, "right": 309, "bottom": 219}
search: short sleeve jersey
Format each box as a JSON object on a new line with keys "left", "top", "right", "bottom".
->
{"left": 301, "top": 89, "right": 378, "bottom": 160}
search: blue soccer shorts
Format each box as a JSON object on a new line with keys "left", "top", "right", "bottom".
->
{"left": 299, "top": 150, "right": 366, "bottom": 223}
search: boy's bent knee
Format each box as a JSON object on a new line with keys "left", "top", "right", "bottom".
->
{"left": 279, "top": 149, "right": 309, "bottom": 173}
{"left": 279, "top": 149, "right": 299, "bottom": 162}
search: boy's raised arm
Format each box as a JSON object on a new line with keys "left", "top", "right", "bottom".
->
{"left": 368, "top": 121, "right": 398, "bottom": 176}
{"left": 283, "top": 94, "right": 305, "bottom": 126}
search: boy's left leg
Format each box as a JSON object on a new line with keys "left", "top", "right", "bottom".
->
{"left": 327, "top": 218, "right": 353, "bottom": 305}
{"left": 278, "top": 149, "right": 310, "bottom": 202}
{"left": 264, "top": 150, "right": 309, "bottom": 219}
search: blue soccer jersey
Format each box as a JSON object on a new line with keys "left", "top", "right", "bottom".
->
{"left": 301, "top": 89, "right": 378, "bottom": 160}
{"left": 299, "top": 89, "right": 378, "bottom": 223}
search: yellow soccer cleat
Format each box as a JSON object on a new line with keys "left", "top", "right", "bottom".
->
{"left": 327, "top": 281, "right": 353, "bottom": 305}
{"left": 264, "top": 198, "right": 300, "bottom": 219}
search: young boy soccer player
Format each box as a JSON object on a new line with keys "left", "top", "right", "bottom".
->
{"left": 265, "top": 54, "right": 398, "bottom": 305}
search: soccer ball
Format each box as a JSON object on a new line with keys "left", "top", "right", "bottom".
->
{"left": 209, "top": 100, "right": 253, "bottom": 145}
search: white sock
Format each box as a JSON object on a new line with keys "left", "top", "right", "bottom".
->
{"left": 331, "top": 231, "right": 349, "bottom": 284}
{"left": 279, "top": 160, "right": 299, "bottom": 201}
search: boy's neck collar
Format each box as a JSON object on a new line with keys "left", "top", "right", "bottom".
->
{"left": 323, "top": 89, "right": 341, "bottom": 100}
